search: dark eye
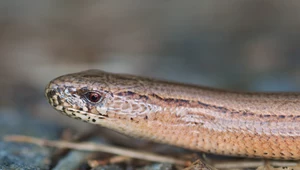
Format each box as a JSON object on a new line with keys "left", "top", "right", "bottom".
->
{"left": 85, "top": 91, "right": 102, "bottom": 103}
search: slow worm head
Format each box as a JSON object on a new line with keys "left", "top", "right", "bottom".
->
{"left": 45, "top": 69, "right": 300, "bottom": 160}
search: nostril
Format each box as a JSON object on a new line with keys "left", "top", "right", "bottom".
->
{"left": 46, "top": 89, "right": 56, "bottom": 99}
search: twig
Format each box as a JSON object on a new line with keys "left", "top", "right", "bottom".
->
{"left": 88, "top": 155, "right": 132, "bottom": 167}
{"left": 4, "top": 135, "right": 190, "bottom": 166}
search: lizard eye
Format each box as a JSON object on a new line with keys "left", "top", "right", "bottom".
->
{"left": 84, "top": 91, "right": 103, "bottom": 103}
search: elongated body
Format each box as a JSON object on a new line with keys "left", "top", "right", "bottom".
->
{"left": 45, "top": 70, "right": 300, "bottom": 159}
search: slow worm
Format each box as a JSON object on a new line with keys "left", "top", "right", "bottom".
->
{"left": 45, "top": 69, "right": 300, "bottom": 160}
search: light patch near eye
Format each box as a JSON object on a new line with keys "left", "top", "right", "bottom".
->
{"left": 64, "top": 94, "right": 87, "bottom": 109}
{"left": 82, "top": 107, "right": 88, "bottom": 112}
{"left": 96, "top": 106, "right": 108, "bottom": 116}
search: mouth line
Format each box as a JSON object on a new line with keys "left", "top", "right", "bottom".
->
{"left": 65, "top": 108, "right": 106, "bottom": 124}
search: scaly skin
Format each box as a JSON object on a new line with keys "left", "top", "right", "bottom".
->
{"left": 45, "top": 69, "right": 300, "bottom": 159}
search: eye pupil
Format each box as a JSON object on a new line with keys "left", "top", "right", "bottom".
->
{"left": 87, "top": 92, "right": 102, "bottom": 103}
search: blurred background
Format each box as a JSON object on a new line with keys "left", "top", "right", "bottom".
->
{"left": 2, "top": 0, "right": 300, "bottom": 124}
{"left": 0, "top": 0, "right": 300, "bottom": 169}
